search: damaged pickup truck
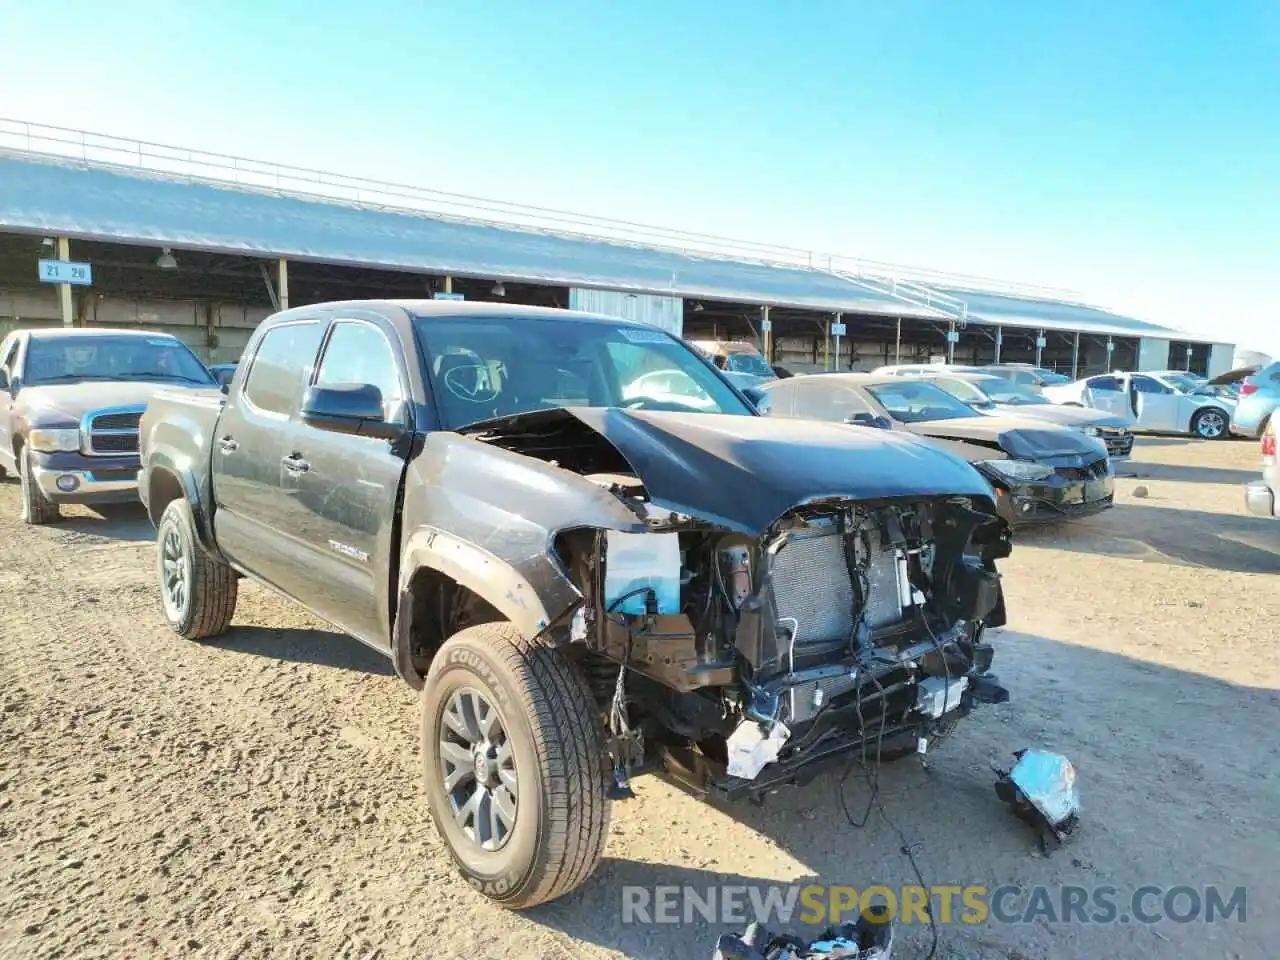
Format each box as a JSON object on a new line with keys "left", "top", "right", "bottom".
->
{"left": 138, "top": 301, "right": 1013, "bottom": 909}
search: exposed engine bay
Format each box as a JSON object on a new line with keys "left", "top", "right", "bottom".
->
{"left": 560, "top": 475, "right": 1013, "bottom": 801}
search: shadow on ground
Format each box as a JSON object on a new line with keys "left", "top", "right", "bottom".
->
{"left": 525, "top": 634, "right": 1278, "bottom": 959}
{"left": 215, "top": 624, "right": 395, "bottom": 676}
{"left": 1016, "top": 502, "right": 1280, "bottom": 573}
{"left": 1117, "top": 461, "right": 1260, "bottom": 486}
{"left": 50, "top": 502, "right": 157, "bottom": 543}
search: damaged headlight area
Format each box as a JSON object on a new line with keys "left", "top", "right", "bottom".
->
{"left": 560, "top": 490, "right": 1013, "bottom": 802}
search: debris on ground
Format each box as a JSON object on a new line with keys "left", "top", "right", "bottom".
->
{"left": 995, "top": 748, "right": 1080, "bottom": 848}
{"left": 713, "top": 908, "right": 894, "bottom": 959}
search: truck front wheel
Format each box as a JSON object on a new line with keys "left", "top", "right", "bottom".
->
{"left": 421, "top": 622, "right": 611, "bottom": 909}
{"left": 156, "top": 499, "right": 238, "bottom": 640}
{"left": 19, "top": 447, "right": 59, "bottom": 525}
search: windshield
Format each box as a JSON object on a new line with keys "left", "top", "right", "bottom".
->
{"left": 866, "top": 380, "right": 982, "bottom": 423}
{"left": 725, "top": 352, "right": 773, "bottom": 376}
{"left": 24, "top": 335, "right": 216, "bottom": 387}
{"left": 413, "top": 315, "right": 754, "bottom": 428}
{"left": 979, "top": 377, "right": 1049, "bottom": 405}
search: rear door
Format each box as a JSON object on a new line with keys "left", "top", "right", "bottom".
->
{"left": 211, "top": 318, "right": 328, "bottom": 594}
{"left": 1129, "top": 375, "right": 1181, "bottom": 431}
{"left": 282, "top": 316, "right": 411, "bottom": 647}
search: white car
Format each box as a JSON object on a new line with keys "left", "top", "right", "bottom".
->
{"left": 1041, "top": 372, "right": 1236, "bottom": 439}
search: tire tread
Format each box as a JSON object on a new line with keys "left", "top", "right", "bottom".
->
{"left": 432, "top": 622, "right": 610, "bottom": 908}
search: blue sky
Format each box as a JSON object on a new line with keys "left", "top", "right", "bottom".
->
{"left": 2, "top": 1, "right": 1277, "bottom": 356}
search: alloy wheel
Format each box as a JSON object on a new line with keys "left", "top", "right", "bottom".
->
{"left": 438, "top": 688, "right": 519, "bottom": 852}
{"left": 1197, "top": 411, "right": 1226, "bottom": 438}
{"left": 161, "top": 526, "right": 189, "bottom": 618}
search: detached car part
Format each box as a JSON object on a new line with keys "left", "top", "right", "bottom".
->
{"left": 995, "top": 748, "right": 1081, "bottom": 846}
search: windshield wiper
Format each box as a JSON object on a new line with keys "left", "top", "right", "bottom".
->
{"left": 112, "top": 373, "right": 214, "bottom": 385}
{"left": 27, "top": 374, "right": 117, "bottom": 384}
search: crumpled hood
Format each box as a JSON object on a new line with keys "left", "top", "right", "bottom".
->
{"left": 17, "top": 381, "right": 210, "bottom": 425}
{"left": 910, "top": 415, "right": 1107, "bottom": 461}
{"left": 990, "top": 403, "right": 1129, "bottom": 430}
{"left": 462, "top": 407, "right": 996, "bottom": 534}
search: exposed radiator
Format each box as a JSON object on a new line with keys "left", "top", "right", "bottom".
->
{"left": 770, "top": 524, "right": 904, "bottom": 648}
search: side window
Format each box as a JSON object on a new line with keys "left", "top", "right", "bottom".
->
{"left": 314, "top": 321, "right": 404, "bottom": 418}
{"left": 1087, "top": 376, "right": 1122, "bottom": 392}
{"left": 761, "top": 382, "right": 794, "bottom": 417}
{"left": 1131, "top": 375, "right": 1170, "bottom": 394}
{"left": 794, "top": 384, "right": 869, "bottom": 421}
{"left": 242, "top": 321, "right": 326, "bottom": 416}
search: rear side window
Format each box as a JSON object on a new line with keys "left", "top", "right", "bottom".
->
{"left": 793, "top": 382, "right": 870, "bottom": 421}
{"left": 1087, "top": 376, "right": 1122, "bottom": 391}
{"left": 243, "top": 321, "right": 326, "bottom": 415}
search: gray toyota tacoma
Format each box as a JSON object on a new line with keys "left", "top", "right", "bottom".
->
{"left": 139, "top": 300, "right": 1013, "bottom": 908}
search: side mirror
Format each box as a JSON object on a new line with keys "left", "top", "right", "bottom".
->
{"left": 301, "top": 383, "right": 402, "bottom": 440}
{"left": 742, "top": 386, "right": 769, "bottom": 411}
{"left": 219, "top": 381, "right": 230, "bottom": 395}
{"left": 0, "top": 369, "right": 8, "bottom": 390}
{"left": 846, "top": 411, "right": 890, "bottom": 429}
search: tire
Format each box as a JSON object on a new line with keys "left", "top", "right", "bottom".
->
{"left": 19, "top": 446, "right": 59, "bottom": 525}
{"left": 156, "top": 499, "right": 238, "bottom": 640}
{"left": 1190, "top": 407, "right": 1228, "bottom": 440}
{"left": 421, "top": 622, "right": 611, "bottom": 909}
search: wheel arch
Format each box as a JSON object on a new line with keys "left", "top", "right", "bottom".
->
{"left": 143, "top": 455, "right": 215, "bottom": 550}
{"left": 393, "top": 527, "right": 579, "bottom": 689}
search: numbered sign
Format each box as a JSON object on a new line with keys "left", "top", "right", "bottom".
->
{"left": 38, "top": 259, "right": 93, "bottom": 286}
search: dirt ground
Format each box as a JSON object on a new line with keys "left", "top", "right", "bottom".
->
{"left": 1, "top": 437, "right": 1277, "bottom": 960}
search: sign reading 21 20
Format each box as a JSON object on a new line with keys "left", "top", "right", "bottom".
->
{"left": 38, "top": 259, "right": 93, "bottom": 286}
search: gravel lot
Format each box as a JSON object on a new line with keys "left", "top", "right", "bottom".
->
{"left": 1, "top": 437, "right": 1277, "bottom": 960}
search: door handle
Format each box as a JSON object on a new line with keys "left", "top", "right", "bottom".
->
{"left": 218, "top": 436, "right": 239, "bottom": 454}
{"left": 282, "top": 454, "right": 310, "bottom": 474}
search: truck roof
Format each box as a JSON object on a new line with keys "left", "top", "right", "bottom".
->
{"left": 275, "top": 299, "right": 654, "bottom": 328}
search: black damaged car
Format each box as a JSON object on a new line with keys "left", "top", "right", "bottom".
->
{"left": 140, "top": 301, "right": 1013, "bottom": 908}
{"left": 755, "top": 373, "right": 1115, "bottom": 526}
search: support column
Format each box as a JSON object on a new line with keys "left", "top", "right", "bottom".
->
{"left": 761, "top": 305, "right": 772, "bottom": 364}
{"left": 946, "top": 320, "right": 957, "bottom": 364}
{"left": 443, "top": 275, "right": 453, "bottom": 294}
{"left": 1072, "top": 332, "right": 1080, "bottom": 379}
{"left": 56, "top": 236, "right": 74, "bottom": 326}
{"left": 895, "top": 317, "right": 901, "bottom": 364}
{"left": 1035, "top": 328, "right": 1045, "bottom": 367}
{"left": 277, "top": 258, "right": 289, "bottom": 311}
{"left": 993, "top": 326, "right": 1003, "bottom": 364}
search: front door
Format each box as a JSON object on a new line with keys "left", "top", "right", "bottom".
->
{"left": 1129, "top": 375, "right": 1181, "bottom": 431}
{"left": 1083, "top": 376, "right": 1130, "bottom": 421}
{"left": 283, "top": 317, "right": 410, "bottom": 648}
{"left": 211, "top": 318, "right": 328, "bottom": 595}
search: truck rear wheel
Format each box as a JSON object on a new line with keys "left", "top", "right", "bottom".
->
{"left": 19, "top": 447, "right": 59, "bottom": 525}
{"left": 420, "top": 622, "right": 611, "bottom": 909}
{"left": 156, "top": 499, "right": 238, "bottom": 640}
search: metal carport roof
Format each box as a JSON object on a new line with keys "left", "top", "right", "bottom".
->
{"left": 0, "top": 151, "right": 1198, "bottom": 341}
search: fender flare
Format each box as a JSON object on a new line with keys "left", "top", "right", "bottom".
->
{"left": 393, "top": 526, "right": 578, "bottom": 688}
{"left": 143, "top": 453, "right": 216, "bottom": 553}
